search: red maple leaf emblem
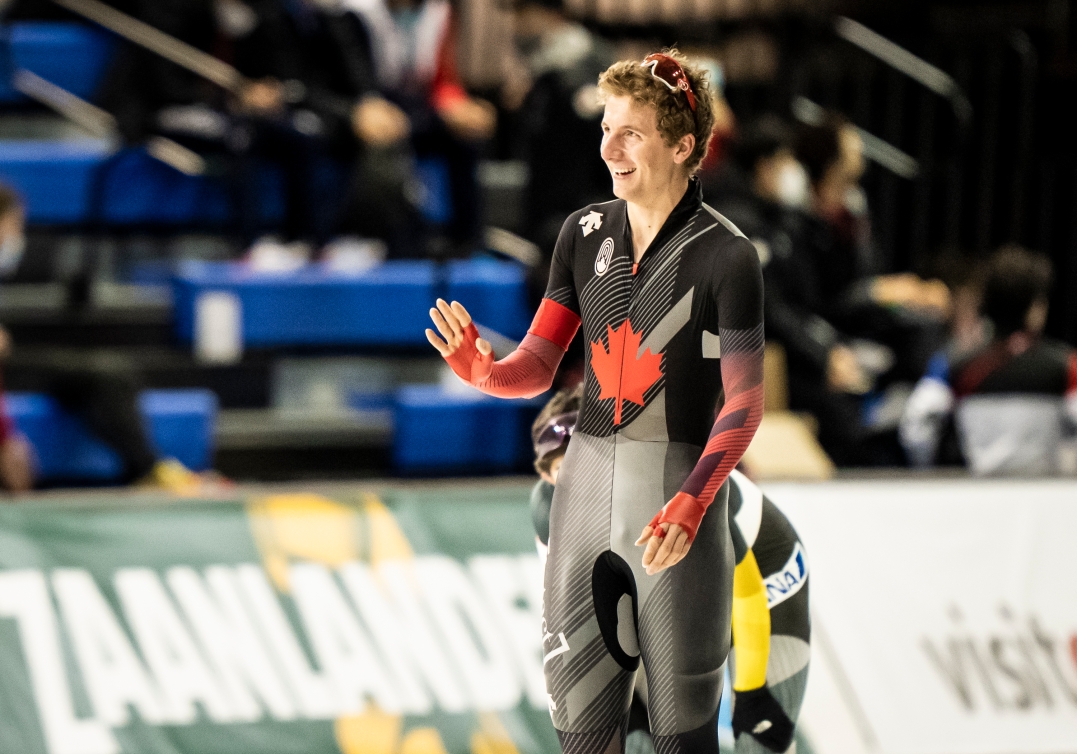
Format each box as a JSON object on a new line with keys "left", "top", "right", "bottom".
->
{"left": 590, "top": 319, "right": 663, "bottom": 424}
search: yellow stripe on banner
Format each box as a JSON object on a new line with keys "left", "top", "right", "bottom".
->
{"left": 470, "top": 712, "right": 520, "bottom": 754}
{"left": 401, "top": 728, "right": 450, "bottom": 754}
{"left": 247, "top": 493, "right": 363, "bottom": 591}
{"left": 360, "top": 493, "right": 414, "bottom": 563}
{"left": 336, "top": 708, "right": 402, "bottom": 754}
{"left": 246, "top": 490, "right": 518, "bottom": 754}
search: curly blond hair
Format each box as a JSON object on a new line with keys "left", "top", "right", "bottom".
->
{"left": 597, "top": 49, "right": 716, "bottom": 174}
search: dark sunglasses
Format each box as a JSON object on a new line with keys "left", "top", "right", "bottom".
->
{"left": 641, "top": 53, "right": 697, "bottom": 113}
{"left": 534, "top": 410, "right": 578, "bottom": 459}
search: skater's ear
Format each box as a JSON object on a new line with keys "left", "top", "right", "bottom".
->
{"left": 671, "top": 132, "right": 696, "bottom": 169}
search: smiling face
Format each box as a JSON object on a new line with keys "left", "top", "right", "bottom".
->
{"left": 600, "top": 95, "right": 693, "bottom": 205}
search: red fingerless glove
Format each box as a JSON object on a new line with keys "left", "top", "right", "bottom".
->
{"left": 648, "top": 491, "right": 708, "bottom": 542}
{"left": 443, "top": 322, "right": 494, "bottom": 385}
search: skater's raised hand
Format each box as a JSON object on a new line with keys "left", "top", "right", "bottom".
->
{"left": 636, "top": 522, "right": 691, "bottom": 575}
{"left": 426, "top": 299, "right": 493, "bottom": 384}
{"left": 426, "top": 299, "right": 486, "bottom": 355}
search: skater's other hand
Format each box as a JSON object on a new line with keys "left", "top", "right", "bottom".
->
{"left": 636, "top": 522, "right": 691, "bottom": 575}
{"left": 426, "top": 299, "right": 491, "bottom": 358}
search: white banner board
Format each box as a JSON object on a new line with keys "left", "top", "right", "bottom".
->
{"left": 762, "top": 479, "right": 1077, "bottom": 754}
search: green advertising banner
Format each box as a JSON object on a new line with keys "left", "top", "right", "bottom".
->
{"left": 0, "top": 483, "right": 558, "bottom": 754}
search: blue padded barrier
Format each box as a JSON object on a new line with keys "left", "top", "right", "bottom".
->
{"left": 98, "top": 149, "right": 236, "bottom": 226}
{"left": 0, "top": 142, "right": 287, "bottom": 226}
{"left": 392, "top": 384, "right": 542, "bottom": 472}
{"left": 6, "top": 389, "right": 218, "bottom": 481}
{"left": 172, "top": 260, "right": 437, "bottom": 347}
{"left": 0, "top": 141, "right": 450, "bottom": 228}
{"left": 0, "top": 139, "right": 110, "bottom": 224}
{"left": 0, "top": 23, "right": 116, "bottom": 103}
{"left": 445, "top": 259, "right": 531, "bottom": 341}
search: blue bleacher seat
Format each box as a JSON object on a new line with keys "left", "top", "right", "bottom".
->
{"left": 0, "top": 142, "right": 449, "bottom": 229}
{"left": 445, "top": 259, "right": 531, "bottom": 341}
{"left": 173, "top": 259, "right": 533, "bottom": 349}
{"left": 0, "top": 23, "right": 453, "bottom": 230}
{"left": 6, "top": 389, "right": 218, "bottom": 481}
{"left": 0, "top": 23, "right": 116, "bottom": 103}
{"left": 172, "top": 260, "right": 438, "bottom": 347}
{"left": 98, "top": 149, "right": 252, "bottom": 226}
{"left": 392, "top": 384, "right": 542, "bottom": 472}
{"left": 0, "top": 139, "right": 108, "bottom": 224}
{"left": 0, "top": 142, "right": 288, "bottom": 227}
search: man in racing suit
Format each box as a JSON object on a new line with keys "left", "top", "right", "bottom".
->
{"left": 427, "top": 50, "right": 764, "bottom": 753}
{"left": 531, "top": 398, "right": 809, "bottom": 754}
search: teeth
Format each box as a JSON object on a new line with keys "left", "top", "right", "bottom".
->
{"left": 614, "top": 168, "right": 636, "bottom": 176}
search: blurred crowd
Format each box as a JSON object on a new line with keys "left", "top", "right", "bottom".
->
{"left": 707, "top": 113, "right": 1075, "bottom": 474}
{"left": 0, "top": 0, "right": 1073, "bottom": 492}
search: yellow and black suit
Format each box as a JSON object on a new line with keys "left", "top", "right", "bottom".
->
{"left": 727, "top": 469, "right": 810, "bottom": 754}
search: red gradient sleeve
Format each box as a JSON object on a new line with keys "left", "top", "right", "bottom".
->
{"left": 442, "top": 299, "right": 580, "bottom": 399}
{"left": 650, "top": 237, "right": 765, "bottom": 542}
{"left": 649, "top": 325, "right": 765, "bottom": 541}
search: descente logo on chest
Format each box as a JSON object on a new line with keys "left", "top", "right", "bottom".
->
{"left": 595, "top": 237, "right": 615, "bottom": 276}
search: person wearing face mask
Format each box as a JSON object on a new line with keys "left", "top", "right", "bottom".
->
{"left": 0, "top": 186, "right": 221, "bottom": 493}
{"left": 794, "top": 116, "right": 949, "bottom": 384}
{"left": 497, "top": 0, "right": 615, "bottom": 255}
{"left": 711, "top": 117, "right": 885, "bottom": 466}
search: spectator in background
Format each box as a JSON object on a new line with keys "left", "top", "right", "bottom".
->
{"left": 898, "top": 255, "right": 987, "bottom": 467}
{"left": 97, "top": 0, "right": 332, "bottom": 256}
{"left": 795, "top": 115, "right": 949, "bottom": 384}
{"left": 247, "top": 0, "right": 423, "bottom": 258}
{"left": 0, "top": 186, "right": 215, "bottom": 493}
{"left": 691, "top": 58, "right": 736, "bottom": 190}
{"left": 901, "top": 247, "right": 1077, "bottom": 474}
{"left": 349, "top": 0, "right": 497, "bottom": 253}
{"left": 711, "top": 117, "right": 882, "bottom": 465}
{"left": 499, "top": 0, "right": 614, "bottom": 254}
{"left": 95, "top": 0, "right": 429, "bottom": 260}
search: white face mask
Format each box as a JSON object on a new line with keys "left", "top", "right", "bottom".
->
{"left": 214, "top": 0, "right": 258, "bottom": 38}
{"left": 0, "top": 233, "right": 25, "bottom": 277}
{"left": 775, "top": 162, "right": 809, "bottom": 209}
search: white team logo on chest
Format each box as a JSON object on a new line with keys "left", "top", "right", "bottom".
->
{"left": 579, "top": 210, "right": 603, "bottom": 236}
{"left": 595, "top": 237, "right": 615, "bottom": 276}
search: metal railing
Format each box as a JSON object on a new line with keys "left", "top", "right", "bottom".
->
{"left": 774, "top": 12, "right": 1075, "bottom": 342}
